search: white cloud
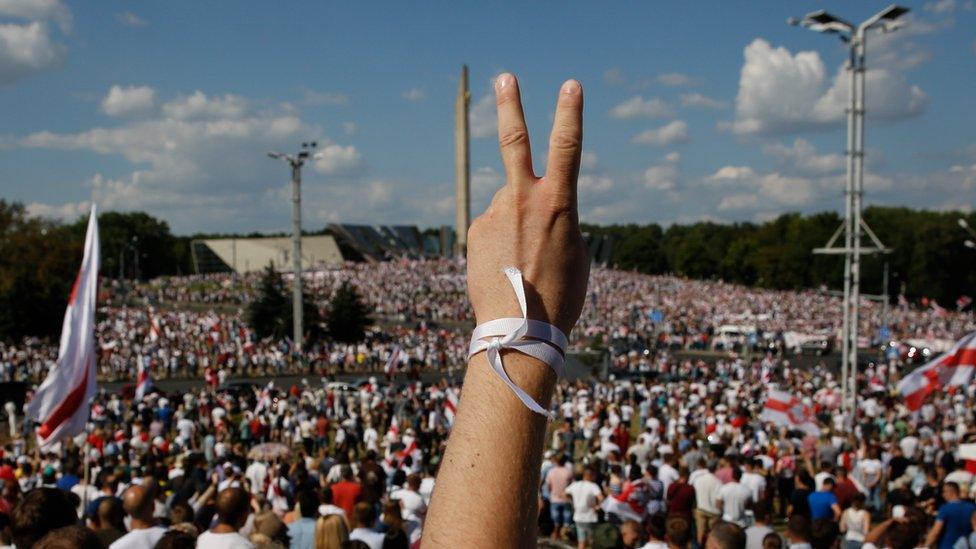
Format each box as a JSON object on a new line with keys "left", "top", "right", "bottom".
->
{"left": 609, "top": 96, "right": 673, "bottom": 119}
{"left": 680, "top": 92, "right": 727, "bottom": 110}
{"left": 300, "top": 87, "right": 348, "bottom": 106}
{"left": 17, "top": 89, "right": 329, "bottom": 231}
{"left": 726, "top": 39, "right": 926, "bottom": 135}
{"left": 402, "top": 87, "right": 425, "bottom": 101}
{"left": 759, "top": 173, "right": 814, "bottom": 206}
{"left": 642, "top": 152, "right": 680, "bottom": 190}
{"left": 708, "top": 165, "right": 756, "bottom": 182}
{"left": 0, "top": 0, "right": 71, "bottom": 32}
{"left": 632, "top": 120, "right": 689, "bottom": 146}
{"left": 162, "top": 91, "right": 247, "bottom": 120}
{"left": 603, "top": 67, "right": 625, "bottom": 86}
{"left": 578, "top": 174, "right": 614, "bottom": 193}
{"left": 469, "top": 92, "right": 497, "bottom": 139}
{"left": 763, "top": 138, "right": 845, "bottom": 175}
{"left": 718, "top": 194, "right": 758, "bottom": 211}
{"left": 101, "top": 85, "right": 155, "bottom": 117}
{"left": 657, "top": 72, "right": 695, "bottom": 87}
{"left": 0, "top": 20, "right": 64, "bottom": 85}
{"left": 342, "top": 122, "right": 357, "bottom": 135}
{"left": 924, "top": 0, "right": 956, "bottom": 13}
{"left": 312, "top": 143, "right": 364, "bottom": 175}
{"left": 580, "top": 151, "right": 598, "bottom": 171}
{"left": 26, "top": 199, "right": 89, "bottom": 221}
{"left": 116, "top": 11, "right": 147, "bottom": 27}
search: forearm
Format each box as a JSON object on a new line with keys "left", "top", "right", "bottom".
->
{"left": 425, "top": 352, "right": 555, "bottom": 548}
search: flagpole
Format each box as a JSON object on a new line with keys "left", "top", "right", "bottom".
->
{"left": 82, "top": 438, "right": 91, "bottom": 512}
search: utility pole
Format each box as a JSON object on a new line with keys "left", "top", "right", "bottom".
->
{"left": 790, "top": 5, "right": 907, "bottom": 424}
{"left": 268, "top": 142, "right": 317, "bottom": 353}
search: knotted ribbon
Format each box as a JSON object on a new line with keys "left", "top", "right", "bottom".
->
{"left": 468, "top": 267, "right": 568, "bottom": 419}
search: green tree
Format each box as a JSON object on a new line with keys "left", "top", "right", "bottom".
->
{"left": 246, "top": 264, "right": 325, "bottom": 344}
{"left": 247, "top": 264, "right": 291, "bottom": 340}
{"left": 0, "top": 201, "right": 82, "bottom": 340}
{"left": 327, "top": 281, "right": 372, "bottom": 343}
{"left": 71, "top": 211, "right": 190, "bottom": 280}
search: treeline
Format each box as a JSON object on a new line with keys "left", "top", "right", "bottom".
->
{"left": 585, "top": 206, "right": 976, "bottom": 306}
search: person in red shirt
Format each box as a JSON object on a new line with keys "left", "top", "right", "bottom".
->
{"left": 330, "top": 465, "right": 363, "bottom": 519}
{"left": 612, "top": 422, "right": 630, "bottom": 455}
{"left": 833, "top": 466, "right": 860, "bottom": 509}
{"left": 667, "top": 467, "right": 697, "bottom": 521}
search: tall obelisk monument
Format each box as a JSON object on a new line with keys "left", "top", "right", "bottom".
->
{"left": 454, "top": 65, "right": 470, "bottom": 257}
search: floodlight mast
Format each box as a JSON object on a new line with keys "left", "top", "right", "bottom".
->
{"left": 267, "top": 141, "right": 317, "bottom": 354}
{"left": 790, "top": 5, "right": 908, "bottom": 428}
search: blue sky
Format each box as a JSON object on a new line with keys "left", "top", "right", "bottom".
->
{"left": 1, "top": 1, "right": 974, "bottom": 234}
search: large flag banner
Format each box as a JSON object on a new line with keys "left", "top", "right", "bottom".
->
{"left": 898, "top": 332, "right": 975, "bottom": 411}
{"left": 27, "top": 205, "right": 100, "bottom": 448}
{"left": 760, "top": 388, "right": 820, "bottom": 437}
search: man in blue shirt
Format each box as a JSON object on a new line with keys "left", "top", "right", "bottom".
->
{"left": 807, "top": 477, "right": 840, "bottom": 521}
{"left": 926, "top": 482, "right": 976, "bottom": 549}
{"left": 286, "top": 489, "right": 319, "bottom": 549}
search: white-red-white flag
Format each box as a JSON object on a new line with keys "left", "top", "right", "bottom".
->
{"left": 759, "top": 388, "right": 820, "bottom": 437}
{"left": 898, "top": 332, "right": 976, "bottom": 411}
{"left": 386, "top": 415, "right": 399, "bottom": 442}
{"left": 27, "top": 205, "right": 100, "bottom": 448}
{"left": 384, "top": 345, "right": 403, "bottom": 377}
{"left": 444, "top": 388, "right": 459, "bottom": 427}
{"left": 135, "top": 355, "right": 153, "bottom": 401}
{"left": 147, "top": 310, "right": 163, "bottom": 343}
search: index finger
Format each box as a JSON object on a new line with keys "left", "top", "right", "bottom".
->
{"left": 545, "top": 80, "right": 583, "bottom": 201}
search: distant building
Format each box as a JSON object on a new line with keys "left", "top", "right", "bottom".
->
{"left": 191, "top": 235, "right": 344, "bottom": 274}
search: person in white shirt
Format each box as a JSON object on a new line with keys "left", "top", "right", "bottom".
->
{"left": 390, "top": 474, "right": 427, "bottom": 544}
{"left": 197, "top": 487, "right": 254, "bottom": 549}
{"left": 745, "top": 502, "right": 777, "bottom": 549}
{"left": 691, "top": 460, "right": 723, "bottom": 546}
{"left": 110, "top": 485, "right": 167, "bottom": 549}
{"left": 741, "top": 458, "right": 768, "bottom": 504}
{"left": 716, "top": 468, "right": 753, "bottom": 527}
{"left": 348, "top": 502, "right": 385, "bottom": 549}
{"left": 244, "top": 460, "right": 268, "bottom": 496}
{"left": 658, "top": 454, "right": 680, "bottom": 495}
{"left": 565, "top": 467, "right": 604, "bottom": 549}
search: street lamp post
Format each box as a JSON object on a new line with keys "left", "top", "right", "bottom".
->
{"left": 268, "top": 142, "right": 317, "bottom": 353}
{"left": 790, "top": 5, "right": 908, "bottom": 425}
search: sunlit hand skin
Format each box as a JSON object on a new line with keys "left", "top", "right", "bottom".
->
{"left": 423, "top": 73, "right": 589, "bottom": 548}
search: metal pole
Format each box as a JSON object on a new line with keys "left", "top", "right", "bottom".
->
{"left": 291, "top": 162, "right": 304, "bottom": 353}
{"left": 882, "top": 261, "right": 889, "bottom": 333}
{"left": 849, "top": 28, "right": 867, "bottom": 418}
{"left": 840, "top": 41, "right": 856, "bottom": 417}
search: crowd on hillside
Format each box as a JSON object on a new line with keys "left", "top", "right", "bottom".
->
{"left": 0, "top": 259, "right": 971, "bottom": 385}
{"left": 1, "top": 332, "right": 976, "bottom": 548}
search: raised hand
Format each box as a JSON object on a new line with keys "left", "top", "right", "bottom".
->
{"left": 466, "top": 73, "right": 589, "bottom": 336}
{"left": 425, "top": 74, "right": 588, "bottom": 549}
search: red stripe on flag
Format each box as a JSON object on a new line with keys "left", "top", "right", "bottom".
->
{"left": 940, "top": 348, "right": 976, "bottom": 368}
{"left": 67, "top": 269, "right": 82, "bottom": 306}
{"left": 37, "top": 366, "right": 89, "bottom": 440}
{"left": 764, "top": 399, "right": 794, "bottom": 413}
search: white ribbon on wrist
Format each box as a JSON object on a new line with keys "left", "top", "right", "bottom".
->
{"left": 467, "top": 267, "right": 568, "bottom": 419}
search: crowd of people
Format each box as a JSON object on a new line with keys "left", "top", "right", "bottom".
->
{"left": 1, "top": 259, "right": 971, "bottom": 385}
{"left": 0, "top": 259, "right": 974, "bottom": 548}
{"left": 0, "top": 335, "right": 973, "bottom": 547}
